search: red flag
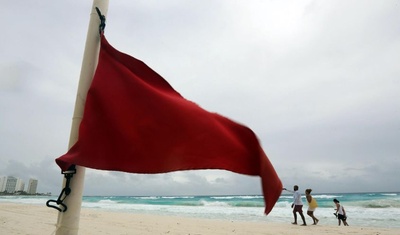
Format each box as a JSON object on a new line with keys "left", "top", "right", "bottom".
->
{"left": 56, "top": 34, "right": 282, "bottom": 214}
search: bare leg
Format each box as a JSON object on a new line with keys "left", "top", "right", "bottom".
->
{"left": 292, "top": 212, "right": 297, "bottom": 224}
{"left": 307, "top": 211, "right": 314, "bottom": 224}
{"left": 314, "top": 216, "right": 319, "bottom": 225}
{"left": 307, "top": 211, "right": 318, "bottom": 225}
{"left": 299, "top": 212, "right": 307, "bottom": 225}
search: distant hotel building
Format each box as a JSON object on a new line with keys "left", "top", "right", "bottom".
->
{"left": 27, "top": 179, "right": 38, "bottom": 194}
{"left": 5, "top": 176, "right": 18, "bottom": 193}
{"left": 0, "top": 176, "right": 6, "bottom": 192}
{"left": 0, "top": 176, "right": 39, "bottom": 194}
{"left": 16, "top": 178, "right": 25, "bottom": 192}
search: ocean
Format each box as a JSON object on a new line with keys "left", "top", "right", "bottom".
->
{"left": 1, "top": 192, "right": 399, "bottom": 228}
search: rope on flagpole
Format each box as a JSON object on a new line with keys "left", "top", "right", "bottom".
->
{"left": 95, "top": 7, "right": 106, "bottom": 34}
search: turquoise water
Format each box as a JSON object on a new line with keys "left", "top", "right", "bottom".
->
{"left": 1, "top": 192, "right": 399, "bottom": 228}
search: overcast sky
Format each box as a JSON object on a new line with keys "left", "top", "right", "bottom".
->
{"left": 1, "top": 1, "right": 399, "bottom": 197}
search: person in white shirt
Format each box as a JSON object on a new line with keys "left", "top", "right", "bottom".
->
{"left": 333, "top": 198, "right": 349, "bottom": 226}
{"left": 283, "top": 185, "right": 307, "bottom": 226}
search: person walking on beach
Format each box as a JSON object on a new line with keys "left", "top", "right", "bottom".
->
{"left": 305, "top": 189, "right": 319, "bottom": 225}
{"left": 333, "top": 198, "right": 349, "bottom": 226}
{"left": 283, "top": 185, "right": 307, "bottom": 226}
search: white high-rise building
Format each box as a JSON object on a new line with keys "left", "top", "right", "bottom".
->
{"left": 2, "top": 176, "right": 25, "bottom": 193}
{"left": 0, "top": 176, "right": 7, "bottom": 192}
{"left": 5, "top": 176, "right": 18, "bottom": 193}
{"left": 15, "top": 178, "right": 25, "bottom": 192}
{"left": 27, "top": 178, "right": 38, "bottom": 194}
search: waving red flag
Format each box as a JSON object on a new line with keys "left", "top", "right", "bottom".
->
{"left": 56, "top": 34, "right": 282, "bottom": 214}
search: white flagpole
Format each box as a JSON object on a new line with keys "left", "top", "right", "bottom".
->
{"left": 55, "top": 0, "right": 109, "bottom": 234}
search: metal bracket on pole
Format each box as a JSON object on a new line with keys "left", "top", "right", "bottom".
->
{"left": 46, "top": 168, "right": 76, "bottom": 212}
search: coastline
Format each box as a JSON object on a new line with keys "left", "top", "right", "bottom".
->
{"left": 1, "top": 203, "right": 400, "bottom": 235}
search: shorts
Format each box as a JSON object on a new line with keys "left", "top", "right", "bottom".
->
{"left": 338, "top": 214, "right": 347, "bottom": 220}
{"left": 307, "top": 207, "right": 316, "bottom": 212}
{"left": 293, "top": 205, "right": 303, "bottom": 213}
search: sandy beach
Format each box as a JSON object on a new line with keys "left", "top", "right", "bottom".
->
{"left": 0, "top": 203, "right": 399, "bottom": 235}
